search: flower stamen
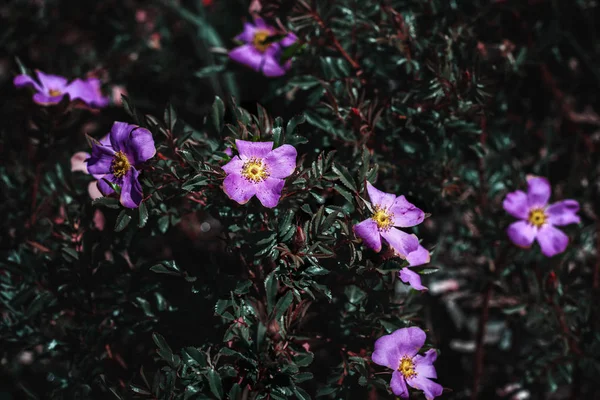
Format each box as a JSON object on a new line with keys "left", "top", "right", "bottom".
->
{"left": 48, "top": 89, "right": 62, "bottom": 97}
{"left": 111, "top": 151, "right": 131, "bottom": 178}
{"left": 398, "top": 355, "right": 417, "bottom": 379}
{"left": 372, "top": 206, "right": 394, "bottom": 231}
{"left": 252, "top": 30, "right": 272, "bottom": 52}
{"left": 241, "top": 157, "right": 269, "bottom": 183}
{"left": 528, "top": 208, "right": 547, "bottom": 228}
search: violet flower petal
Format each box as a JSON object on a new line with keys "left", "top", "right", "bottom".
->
{"left": 503, "top": 190, "right": 529, "bottom": 219}
{"left": 366, "top": 182, "right": 396, "bottom": 209}
{"left": 390, "top": 195, "right": 425, "bottom": 227}
{"left": 32, "top": 92, "right": 66, "bottom": 105}
{"left": 229, "top": 45, "right": 264, "bottom": 72}
{"left": 390, "top": 371, "right": 409, "bottom": 398}
{"left": 255, "top": 177, "right": 285, "bottom": 208}
{"left": 14, "top": 74, "right": 42, "bottom": 91}
{"left": 87, "top": 145, "right": 116, "bottom": 176}
{"left": 507, "top": 221, "right": 537, "bottom": 248}
{"left": 372, "top": 327, "right": 426, "bottom": 370}
{"left": 380, "top": 228, "right": 419, "bottom": 257}
{"left": 406, "top": 374, "right": 443, "bottom": 400}
{"left": 546, "top": 200, "right": 580, "bottom": 226}
{"left": 109, "top": 121, "right": 134, "bottom": 153}
{"left": 222, "top": 156, "right": 244, "bottom": 175}
{"left": 280, "top": 32, "right": 298, "bottom": 47}
{"left": 235, "top": 22, "right": 259, "bottom": 43}
{"left": 66, "top": 78, "right": 109, "bottom": 107}
{"left": 406, "top": 245, "right": 430, "bottom": 267}
{"left": 97, "top": 174, "right": 117, "bottom": 196}
{"left": 235, "top": 139, "right": 273, "bottom": 159}
{"left": 536, "top": 225, "right": 569, "bottom": 257}
{"left": 399, "top": 267, "right": 427, "bottom": 291}
{"left": 223, "top": 173, "right": 257, "bottom": 205}
{"left": 353, "top": 219, "right": 382, "bottom": 252}
{"left": 414, "top": 349, "right": 438, "bottom": 379}
{"left": 36, "top": 70, "right": 68, "bottom": 90}
{"left": 527, "top": 176, "right": 551, "bottom": 207}
{"left": 120, "top": 168, "right": 143, "bottom": 208}
{"left": 261, "top": 54, "right": 288, "bottom": 77}
{"left": 129, "top": 126, "right": 156, "bottom": 164}
{"left": 264, "top": 144, "right": 297, "bottom": 178}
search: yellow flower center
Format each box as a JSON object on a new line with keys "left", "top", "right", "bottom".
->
{"left": 252, "top": 30, "right": 272, "bottom": 53}
{"left": 111, "top": 151, "right": 131, "bottom": 178}
{"left": 398, "top": 355, "right": 417, "bottom": 379}
{"left": 241, "top": 158, "right": 269, "bottom": 183}
{"left": 372, "top": 206, "right": 394, "bottom": 231}
{"left": 48, "top": 89, "right": 62, "bottom": 97}
{"left": 528, "top": 208, "right": 547, "bottom": 228}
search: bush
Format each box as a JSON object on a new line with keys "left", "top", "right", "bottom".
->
{"left": 1, "top": 0, "right": 599, "bottom": 399}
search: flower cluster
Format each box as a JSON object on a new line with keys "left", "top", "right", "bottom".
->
{"left": 229, "top": 19, "right": 297, "bottom": 77}
{"left": 14, "top": 70, "right": 109, "bottom": 108}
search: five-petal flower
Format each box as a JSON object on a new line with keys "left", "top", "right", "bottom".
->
{"left": 14, "top": 70, "right": 109, "bottom": 107}
{"left": 86, "top": 122, "right": 156, "bottom": 208}
{"left": 372, "top": 327, "right": 443, "bottom": 399}
{"left": 353, "top": 183, "right": 431, "bottom": 290}
{"left": 229, "top": 19, "right": 297, "bottom": 77}
{"left": 222, "top": 139, "right": 297, "bottom": 208}
{"left": 503, "top": 176, "right": 580, "bottom": 257}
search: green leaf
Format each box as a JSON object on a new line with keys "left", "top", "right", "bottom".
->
{"left": 138, "top": 202, "right": 149, "bottom": 228}
{"left": 206, "top": 368, "right": 223, "bottom": 400}
{"left": 211, "top": 96, "right": 225, "bottom": 134}
{"left": 265, "top": 270, "right": 278, "bottom": 314}
{"left": 114, "top": 210, "right": 132, "bottom": 232}
{"left": 195, "top": 64, "right": 226, "bottom": 78}
{"left": 332, "top": 164, "right": 357, "bottom": 192}
{"left": 286, "top": 114, "right": 306, "bottom": 137}
{"left": 273, "top": 291, "right": 294, "bottom": 320}
{"left": 92, "top": 197, "right": 120, "bottom": 209}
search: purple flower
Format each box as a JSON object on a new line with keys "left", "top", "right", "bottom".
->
{"left": 86, "top": 122, "right": 156, "bottom": 208}
{"left": 372, "top": 327, "right": 443, "bottom": 399}
{"left": 229, "top": 19, "right": 297, "bottom": 77}
{"left": 14, "top": 70, "right": 109, "bottom": 107}
{"left": 503, "top": 176, "right": 580, "bottom": 257}
{"left": 222, "top": 139, "right": 297, "bottom": 208}
{"left": 353, "top": 183, "right": 431, "bottom": 290}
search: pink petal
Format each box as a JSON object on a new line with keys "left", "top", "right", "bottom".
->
{"left": 503, "top": 190, "right": 529, "bottom": 219}
{"left": 366, "top": 182, "right": 396, "bottom": 209}
{"left": 254, "top": 177, "right": 285, "bottom": 208}
{"left": 261, "top": 53, "right": 288, "bottom": 77}
{"left": 526, "top": 176, "right": 551, "bottom": 207}
{"left": 14, "top": 74, "right": 42, "bottom": 91}
{"left": 390, "top": 195, "right": 424, "bottom": 227}
{"left": 129, "top": 126, "right": 156, "bottom": 164}
{"left": 406, "top": 245, "right": 430, "bottom": 267}
{"left": 87, "top": 181, "right": 103, "bottom": 200}
{"left": 414, "top": 349, "right": 438, "bottom": 379}
{"left": 381, "top": 228, "right": 419, "bottom": 258}
{"left": 71, "top": 152, "right": 91, "bottom": 173}
{"left": 223, "top": 173, "right": 257, "bottom": 205}
{"left": 507, "top": 221, "right": 537, "bottom": 248}
{"left": 229, "top": 44, "right": 264, "bottom": 72}
{"left": 390, "top": 371, "right": 409, "bottom": 398}
{"left": 546, "top": 200, "right": 580, "bottom": 226}
{"left": 406, "top": 374, "right": 443, "bottom": 400}
{"left": 399, "top": 267, "right": 427, "bottom": 291}
{"left": 264, "top": 144, "right": 297, "bottom": 178}
{"left": 536, "top": 225, "right": 569, "bottom": 257}
{"left": 235, "top": 139, "right": 273, "bottom": 159}
{"left": 353, "top": 219, "right": 382, "bottom": 252}
{"left": 222, "top": 156, "right": 244, "bottom": 174}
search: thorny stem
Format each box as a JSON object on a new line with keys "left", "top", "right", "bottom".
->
{"left": 300, "top": 1, "right": 363, "bottom": 78}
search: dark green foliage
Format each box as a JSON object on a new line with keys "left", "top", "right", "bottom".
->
{"left": 1, "top": 0, "right": 600, "bottom": 399}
